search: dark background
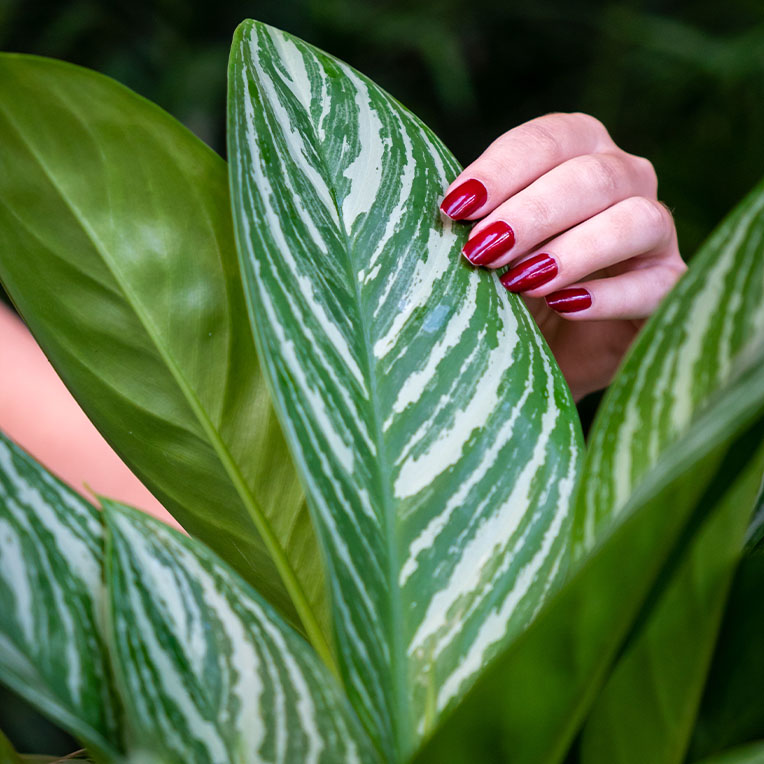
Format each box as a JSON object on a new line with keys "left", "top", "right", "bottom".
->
{"left": 1, "top": 0, "right": 764, "bottom": 755}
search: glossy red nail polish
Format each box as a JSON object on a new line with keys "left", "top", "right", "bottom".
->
{"left": 500, "top": 253, "right": 557, "bottom": 291}
{"left": 462, "top": 221, "right": 515, "bottom": 265}
{"left": 545, "top": 287, "right": 592, "bottom": 313}
{"left": 440, "top": 179, "right": 488, "bottom": 220}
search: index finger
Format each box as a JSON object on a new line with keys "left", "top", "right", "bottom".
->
{"left": 440, "top": 112, "right": 615, "bottom": 220}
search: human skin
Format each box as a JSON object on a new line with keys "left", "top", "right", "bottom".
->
{"left": 441, "top": 112, "right": 686, "bottom": 401}
{"left": 0, "top": 302, "right": 178, "bottom": 528}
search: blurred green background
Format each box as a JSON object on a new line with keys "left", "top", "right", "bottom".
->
{"left": 1, "top": 0, "right": 764, "bottom": 755}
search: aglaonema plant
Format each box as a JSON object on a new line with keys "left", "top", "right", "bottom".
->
{"left": 0, "top": 18, "right": 762, "bottom": 764}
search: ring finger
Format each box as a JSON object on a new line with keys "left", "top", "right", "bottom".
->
{"left": 461, "top": 152, "right": 657, "bottom": 268}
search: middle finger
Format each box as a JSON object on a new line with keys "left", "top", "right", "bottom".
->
{"left": 461, "top": 152, "right": 656, "bottom": 268}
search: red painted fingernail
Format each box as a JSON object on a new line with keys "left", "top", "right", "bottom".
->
{"left": 500, "top": 253, "right": 557, "bottom": 291}
{"left": 462, "top": 221, "right": 515, "bottom": 265}
{"left": 545, "top": 287, "right": 592, "bottom": 313}
{"left": 440, "top": 179, "right": 488, "bottom": 220}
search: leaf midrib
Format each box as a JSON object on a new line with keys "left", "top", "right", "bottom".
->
{"left": 0, "top": 97, "right": 336, "bottom": 676}
{"left": 260, "top": 43, "right": 413, "bottom": 754}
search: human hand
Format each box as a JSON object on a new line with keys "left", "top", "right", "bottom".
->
{"left": 440, "top": 112, "right": 686, "bottom": 401}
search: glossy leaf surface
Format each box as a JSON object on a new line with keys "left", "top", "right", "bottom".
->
{"left": 414, "top": 336, "right": 764, "bottom": 764}
{"left": 228, "top": 20, "right": 583, "bottom": 757}
{"left": 0, "top": 55, "right": 330, "bottom": 656}
{"left": 0, "top": 433, "right": 121, "bottom": 759}
{"left": 104, "top": 500, "right": 378, "bottom": 764}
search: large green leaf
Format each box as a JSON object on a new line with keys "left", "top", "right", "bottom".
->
{"left": 103, "top": 500, "right": 379, "bottom": 764}
{"left": 0, "top": 55, "right": 331, "bottom": 661}
{"left": 579, "top": 442, "right": 764, "bottom": 764}
{"left": 0, "top": 433, "right": 121, "bottom": 760}
{"left": 576, "top": 178, "right": 764, "bottom": 551}
{"left": 227, "top": 20, "right": 583, "bottom": 757}
{"left": 413, "top": 337, "right": 764, "bottom": 764}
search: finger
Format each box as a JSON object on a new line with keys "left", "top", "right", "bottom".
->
{"left": 543, "top": 262, "right": 687, "bottom": 321}
{"left": 461, "top": 151, "right": 657, "bottom": 267}
{"left": 440, "top": 112, "right": 615, "bottom": 220}
{"left": 499, "top": 196, "right": 677, "bottom": 296}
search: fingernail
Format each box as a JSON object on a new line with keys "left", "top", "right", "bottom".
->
{"left": 500, "top": 253, "right": 557, "bottom": 291}
{"left": 462, "top": 221, "right": 515, "bottom": 265}
{"left": 545, "top": 287, "right": 592, "bottom": 313}
{"left": 440, "top": 179, "right": 488, "bottom": 220}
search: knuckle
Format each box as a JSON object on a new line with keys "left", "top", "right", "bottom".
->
{"left": 581, "top": 153, "right": 622, "bottom": 196}
{"left": 625, "top": 195, "right": 669, "bottom": 232}
{"left": 521, "top": 119, "right": 564, "bottom": 160}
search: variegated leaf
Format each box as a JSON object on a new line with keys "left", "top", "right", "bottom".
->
{"left": 0, "top": 433, "right": 121, "bottom": 759}
{"left": 227, "top": 19, "right": 583, "bottom": 757}
{"left": 103, "top": 500, "right": 379, "bottom": 764}
{"left": 577, "top": 178, "right": 764, "bottom": 551}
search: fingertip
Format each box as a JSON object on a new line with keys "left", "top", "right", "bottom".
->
{"left": 440, "top": 178, "right": 488, "bottom": 220}
{"left": 545, "top": 287, "right": 592, "bottom": 314}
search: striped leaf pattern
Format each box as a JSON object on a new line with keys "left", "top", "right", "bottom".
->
{"left": 228, "top": 20, "right": 582, "bottom": 756}
{"left": 0, "top": 54, "right": 330, "bottom": 655}
{"left": 576, "top": 178, "right": 764, "bottom": 552}
{"left": 104, "top": 500, "right": 378, "bottom": 764}
{"left": 0, "top": 433, "right": 121, "bottom": 759}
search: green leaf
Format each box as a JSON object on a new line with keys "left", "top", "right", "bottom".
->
{"left": 0, "top": 54, "right": 331, "bottom": 661}
{"left": 413, "top": 337, "right": 764, "bottom": 764}
{"left": 0, "top": 728, "right": 22, "bottom": 764}
{"left": 693, "top": 742, "right": 764, "bottom": 764}
{"left": 102, "top": 500, "right": 379, "bottom": 764}
{"left": 579, "top": 441, "right": 764, "bottom": 764}
{"left": 689, "top": 551, "right": 764, "bottom": 759}
{"left": 227, "top": 19, "right": 583, "bottom": 758}
{"left": 0, "top": 433, "right": 121, "bottom": 760}
{"left": 576, "top": 177, "right": 764, "bottom": 551}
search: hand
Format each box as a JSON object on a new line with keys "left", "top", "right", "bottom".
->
{"left": 440, "top": 112, "right": 686, "bottom": 401}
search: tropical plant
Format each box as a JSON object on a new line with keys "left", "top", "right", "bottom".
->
{"left": 0, "top": 17, "right": 763, "bottom": 764}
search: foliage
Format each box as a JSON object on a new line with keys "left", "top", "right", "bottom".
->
{"left": 0, "top": 17, "right": 763, "bottom": 764}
